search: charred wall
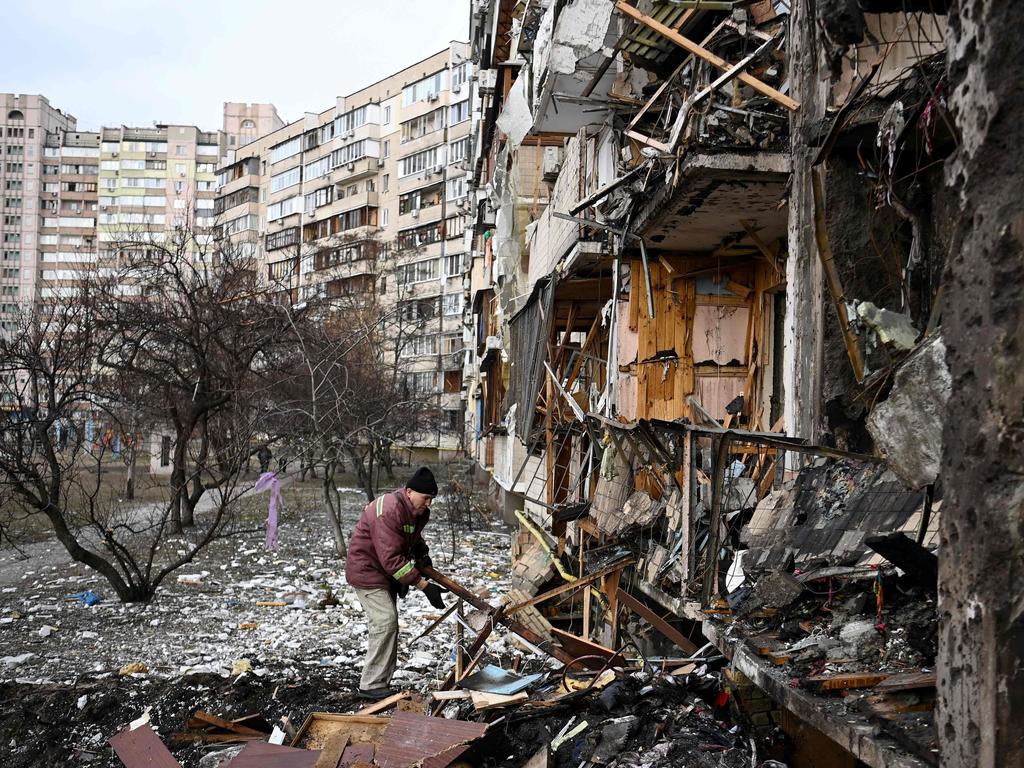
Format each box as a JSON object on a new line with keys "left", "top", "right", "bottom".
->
{"left": 939, "top": 0, "right": 1024, "bottom": 766}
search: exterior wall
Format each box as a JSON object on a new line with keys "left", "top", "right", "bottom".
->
{"left": 222, "top": 102, "right": 284, "bottom": 154}
{"left": 0, "top": 94, "right": 77, "bottom": 327}
{"left": 214, "top": 44, "right": 474, "bottom": 457}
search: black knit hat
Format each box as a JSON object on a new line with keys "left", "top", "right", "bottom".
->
{"left": 405, "top": 466, "right": 438, "bottom": 495}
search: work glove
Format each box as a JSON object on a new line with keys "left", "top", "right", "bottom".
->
{"left": 422, "top": 582, "right": 448, "bottom": 610}
{"left": 418, "top": 555, "right": 433, "bottom": 570}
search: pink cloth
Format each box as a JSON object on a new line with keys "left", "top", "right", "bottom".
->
{"left": 254, "top": 472, "right": 282, "bottom": 549}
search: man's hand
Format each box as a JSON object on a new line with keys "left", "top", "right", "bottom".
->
{"left": 422, "top": 582, "right": 448, "bottom": 610}
{"left": 418, "top": 555, "right": 433, "bottom": 570}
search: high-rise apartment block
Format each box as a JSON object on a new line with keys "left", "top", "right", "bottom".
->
{"left": 1, "top": 94, "right": 77, "bottom": 326}
{"left": 214, "top": 43, "right": 475, "bottom": 459}
{"left": 0, "top": 93, "right": 283, "bottom": 320}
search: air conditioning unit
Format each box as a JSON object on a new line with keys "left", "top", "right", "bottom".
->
{"left": 377, "top": 158, "right": 385, "bottom": 167}
{"left": 347, "top": 162, "right": 355, "bottom": 171}
{"left": 433, "top": 164, "right": 444, "bottom": 175}
{"left": 455, "top": 199, "right": 466, "bottom": 209}
{"left": 428, "top": 93, "right": 440, "bottom": 102}
{"left": 452, "top": 83, "right": 462, "bottom": 94}
{"left": 148, "top": 152, "right": 156, "bottom": 158}
{"left": 411, "top": 208, "right": 420, "bottom": 219}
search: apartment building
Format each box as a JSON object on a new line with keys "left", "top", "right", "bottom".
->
{"left": 0, "top": 94, "right": 77, "bottom": 328}
{"left": 222, "top": 102, "right": 285, "bottom": 152}
{"left": 215, "top": 42, "right": 475, "bottom": 460}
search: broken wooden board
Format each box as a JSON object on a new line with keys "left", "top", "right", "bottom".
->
{"left": 226, "top": 742, "right": 320, "bottom": 767}
{"left": 430, "top": 690, "right": 473, "bottom": 701}
{"left": 109, "top": 725, "right": 182, "bottom": 768}
{"left": 470, "top": 691, "right": 529, "bottom": 711}
{"left": 290, "top": 714, "right": 388, "bottom": 751}
{"left": 550, "top": 627, "right": 627, "bottom": 669}
{"left": 872, "top": 671, "right": 937, "bottom": 694}
{"left": 314, "top": 733, "right": 350, "bottom": 768}
{"left": 802, "top": 672, "right": 891, "bottom": 693}
{"left": 615, "top": 588, "right": 699, "bottom": 654}
{"left": 352, "top": 690, "right": 411, "bottom": 716}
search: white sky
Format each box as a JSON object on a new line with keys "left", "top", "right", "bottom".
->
{"left": 2, "top": 0, "right": 470, "bottom": 132}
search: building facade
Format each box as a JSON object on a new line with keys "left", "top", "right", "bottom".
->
{"left": 215, "top": 43, "right": 476, "bottom": 460}
{"left": 0, "top": 94, "right": 77, "bottom": 328}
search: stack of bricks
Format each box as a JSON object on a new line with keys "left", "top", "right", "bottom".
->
{"left": 503, "top": 588, "right": 555, "bottom": 641}
{"left": 510, "top": 542, "right": 556, "bottom": 595}
{"left": 724, "top": 667, "right": 783, "bottom": 737}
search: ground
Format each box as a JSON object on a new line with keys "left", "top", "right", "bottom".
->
{"left": 0, "top": 480, "right": 514, "bottom": 767}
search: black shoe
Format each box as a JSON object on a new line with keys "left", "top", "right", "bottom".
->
{"left": 357, "top": 686, "right": 395, "bottom": 700}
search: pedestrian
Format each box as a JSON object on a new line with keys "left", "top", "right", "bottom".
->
{"left": 257, "top": 445, "right": 272, "bottom": 474}
{"left": 344, "top": 466, "right": 448, "bottom": 699}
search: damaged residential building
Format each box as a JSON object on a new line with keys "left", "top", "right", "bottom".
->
{"left": 462, "top": 0, "right": 969, "bottom": 765}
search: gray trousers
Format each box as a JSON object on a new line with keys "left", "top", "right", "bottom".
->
{"left": 354, "top": 587, "right": 398, "bottom": 690}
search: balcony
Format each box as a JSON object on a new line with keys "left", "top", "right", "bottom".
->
{"left": 328, "top": 157, "right": 380, "bottom": 184}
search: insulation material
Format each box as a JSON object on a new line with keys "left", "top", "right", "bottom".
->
{"left": 591, "top": 444, "right": 634, "bottom": 536}
{"left": 692, "top": 305, "right": 750, "bottom": 365}
{"left": 496, "top": 73, "right": 533, "bottom": 150}
{"left": 547, "top": 0, "right": 616, "bottom": 77}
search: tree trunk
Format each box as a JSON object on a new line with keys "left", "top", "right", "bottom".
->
{"left": 938, "top": 3, "right": 1024, "bottom": 766}
{"left": 322, "top": 461, "right": 347, "bottom": 558}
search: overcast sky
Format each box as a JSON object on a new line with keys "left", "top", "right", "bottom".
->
{"left": 2, "top": 0, "right": 470, "bottom": 132}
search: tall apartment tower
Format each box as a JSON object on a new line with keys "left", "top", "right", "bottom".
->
{"left": 95, "top": 125, "right": 225, "bottom": 261}
{"left": 222, "top": 103, "right": 285, "bottom": 153}
{"left": 0, "top": 94, "right": 77, "bottom": 326}
{"left": 215, "top": 42, "right": 475, "bottom": 460}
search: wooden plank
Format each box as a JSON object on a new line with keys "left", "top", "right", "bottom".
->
{"left": 550, "top": 627, "right": 627, "bottom": 669}
{"left": 507, "top": 558, "right": 635, "bottom": 614}
{"left": 872, "top": 671, "right": 937, "bottom": 694}
{"left": 615, "top": 588, "right": 699, "bottom": 654}
{"left": 803, "top": 672, "right": 892, "bottom": 693}
{"left": 353, "top": 690, "right": 411, "bottom": 716}
{"left": 314, "top": 733, "right": 350, "bottom": 768}
{"left": 615, "top": 2, "right": 800, "bottom": 111}
{"left": 431, "top": 690, "right": 473, "bottom": 701}
{"left": 189, "top": 710, "right": 267, "bottom": 736}
{"left": 471, "top": 691, "right": 529, "bottom": 711}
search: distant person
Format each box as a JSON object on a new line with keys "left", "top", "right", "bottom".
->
{"left": 257, "top": 445, "right": 272, "bottom": 474}
{"left": 344, "top": 467, "right": 447, "bottom": 700}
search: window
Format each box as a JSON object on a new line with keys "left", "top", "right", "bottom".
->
{"left": 451, "top": 62, "right": 470, "bottom": 90}
{"left": 443, "top": 253, "right": 465, "bottom": 277}
{"left": 265, "top": 226, "right": 300, "bottom": 251}
{"left": 402, "top": 333, "right": 439, "bottom": 358}
{"left": 174, "top": 163, "right": 186, "bottom": 174}
{"left": 330, "top": 140, "right": 371, "bottom": 168}
{"left": 382, "top": 174, "right": 390, "bottom": 192}
{"left": 382, "top": 140, "right": 390, "bottom": 159}
{"left": 442, "top": 292, "right": 463, "bottom": 315}
{"left": 396, "top": 257, "right": 438, "bottom": 285}
{"left": 214, "top": 186, "right": 259, "bottom": 215}
{"left": 400, "top": 108, "right": 446, "bottom": 144}
{"left": 304, "top": 155, "right": 331, "bottom": 182}
{"left": 303, "top": 185, "right": 334, "bottom": 212}
{"left": 381, "top": 207, "right": 389, "bottom": 227}
{"left": 449, "top": 100, "right": 471, "bottom": 125}
{"left": 221, "top": 214, "right": 259, "bottom": 235}
{"left": 268, "top": 195, "right": 301, "bottom": 221}
{"left": 402, "top": 70, "right": 447, "bottom": 106}
{"left": 445, "top": 214, "right": 468, "bottom": 239}
{"left": 397, "top": 221, "right": 443, "bottom": 250}
{"left": 270, "top": 136, "right": 301, "bottom": 164}
{"left": 271, "top": 166, "right": 301, "bottom": 192}
{"left": 399, "top": 182, "right": 442, "bottom": 214}
{"left": 399, "top": 146, "right": 442, "bottom": 178}
{"left": 197, "top": 144, "right": 219, "bottom": 157}
{"left": 446, "top": 177, "right": 467, "bottom": 201}
{"left": 404, "top": 371, "right": 439, "bottom": 395}
{"left": 334, "top": 105, "right": 369, "bottom": 135}
{"left": 448, "top": 137, "right": 470, "bottom": 163}
{"left": 384, "top": 105, "right": 392, "bottom": 124}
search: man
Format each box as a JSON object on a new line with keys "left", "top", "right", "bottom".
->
{"left": 345, "top": 466, "right": 448, "bottom": 699}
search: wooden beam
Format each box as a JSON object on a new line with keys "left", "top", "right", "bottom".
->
{"left": 354, "top": 690, "right": 412, "bottom": 715}
{"left": 615, "top": 588, "right": 699, "bottom": 654}
{"left": 508, "top": 559, "right": 634, "bottom": 614}
{"left": 615, "top": 2, "right": 799, "bottom": 111}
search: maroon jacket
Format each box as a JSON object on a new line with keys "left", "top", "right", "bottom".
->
{"left": 345, "top": 489, "right": 430, "bottom": 592}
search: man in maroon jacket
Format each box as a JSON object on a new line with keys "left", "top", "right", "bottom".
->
{"left": 345, "top": 467, "right": 447, "bottom": 699}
